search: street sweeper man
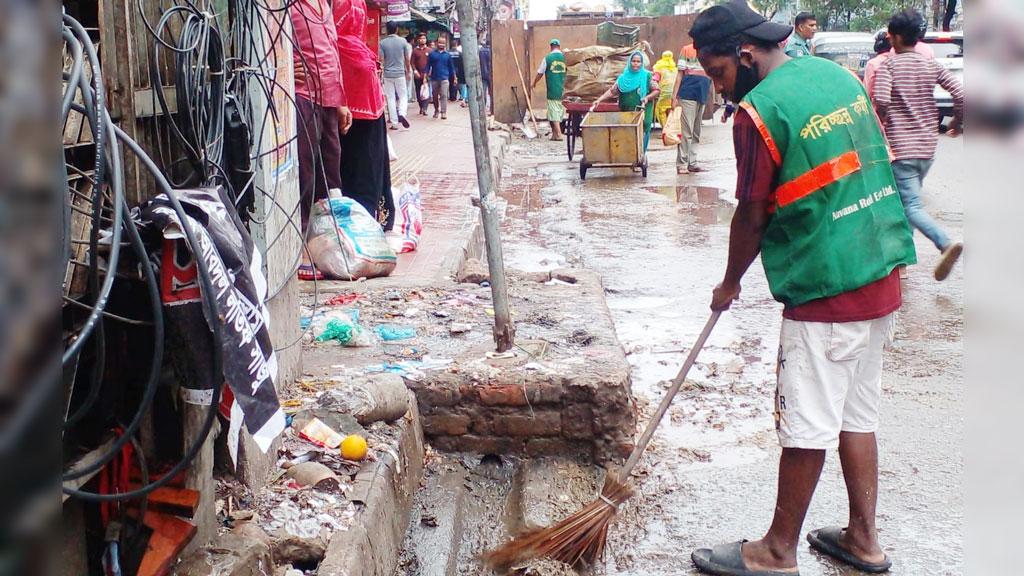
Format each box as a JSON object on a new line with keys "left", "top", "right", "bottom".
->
{"left": 691, "top": 1, "right": 917, "bottom": 575}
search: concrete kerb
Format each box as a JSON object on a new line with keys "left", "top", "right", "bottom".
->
{"left": 317, "top": 404, "right": 426, "bottom": 576}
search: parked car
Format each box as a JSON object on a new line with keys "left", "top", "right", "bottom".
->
{"left": 811, "top": 32, "right": 876, "bottom": 79}
{"left": 921, "top": 30, "right": 964, "bottom": 122}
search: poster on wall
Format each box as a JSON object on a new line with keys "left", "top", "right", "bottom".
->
{"left": 268, "top": 2, "right": 294, "bottom": 181}
{"left": 496, "top": 0, "right": 515, "bottom": 22}
{"left": 386, "top": 0, "right": 410, "bottom": 21}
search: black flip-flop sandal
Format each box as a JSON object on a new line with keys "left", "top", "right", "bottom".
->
{"left": 692, "top": 541, "right": 800, "bottom": 576}
{"left": 806, "top": 527, "right": 892, "bottom": 573}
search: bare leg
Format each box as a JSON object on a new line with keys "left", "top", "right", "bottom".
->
{"left": 837, "top": 431, "right": 886, "bottom": 563}
{"left": 742, "top": 448, "right": 826, "bottom": 572}
{"left": 551, "top": 120, "right": 563, "bottom": 140}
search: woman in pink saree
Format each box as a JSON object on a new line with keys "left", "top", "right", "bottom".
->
{"left": 334, "top": 0, "right": 394, "bottom": 231}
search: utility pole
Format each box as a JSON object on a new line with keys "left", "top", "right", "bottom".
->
{"left": 453, "top": 0, "right": 516, "bottom": 352}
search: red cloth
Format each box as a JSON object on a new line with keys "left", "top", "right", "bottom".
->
{"left": 334, "top": 0, "right": 384, "bottom": 120}
{"left": 733, "top": 108, "right": 902, "bottom": 322}
{"left": 289, "top": 0, "right": 346, "bottom": 108}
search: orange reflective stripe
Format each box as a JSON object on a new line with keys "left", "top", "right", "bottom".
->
{"left": 775, "top": 150, "right": 862, "bottom": 208}
{"left": 739, "top": 102, "right": 782, "bottom": 166}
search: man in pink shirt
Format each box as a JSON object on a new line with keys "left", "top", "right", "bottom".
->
{"left": 289, "top": 0, "right": 352, "bottom": 278}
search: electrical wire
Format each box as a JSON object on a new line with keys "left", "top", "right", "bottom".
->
{"left": 59, "top": 0, "right": 347, "bottom": 498}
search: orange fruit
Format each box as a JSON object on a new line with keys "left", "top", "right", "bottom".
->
{"left": 340, "top": 434, "right": 368, "bottom": 461}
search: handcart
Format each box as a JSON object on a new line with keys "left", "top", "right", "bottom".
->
{"left": 561, "top": 100, "right": 619, "bottom": 161}
{"left": 578, "top": 110, "right": 648, "bottom": 180}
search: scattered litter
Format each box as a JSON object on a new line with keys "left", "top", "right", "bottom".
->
{"left": 363, "top": 356, "right": 453, "bottom": 381}
{"left": 339, "top": 435, "right": 368, "bottom": 461}
{"left": 523, "top": 362, "right": 552, "bottom": 373}
{"left": 544, "top": 278, "right": 575, "bottom": 286}
{"left": 316, "top": 319, "right": 356, "bottom": 344}
{"left": 480, "top": 281, "right": 491, "bottom": 288}
{"left": 321, "top": 376, "right": 410, "bottom": 424}
{"left": 298, "top": 418, "right": 344, "bottom": 449}
{"left": 324, "top": 293, "right": 361, "bottom": 306}
{"left": 420, "top": 514, "right": 438, "bottom": 527}
{"left": 449, "top": 322, "right": 473, "bottom": 335}
{"left": 285, "top": 461, "right": 340, "bottom": 490}
{"left": 269, "top": 501, "right": 322, "bottom": 539}
{"left": 403, "top": 308, "right": 421, "bottom": 318}
{"left": 313, "top": 310, "right": 372, "bottom": 347}
{"left": 567, "top": 328, "right": 595, "bottom": 347}
{"left": 376, "top": 325, "right": 417, "bottom": 341}
{"left": 486, "top": 350, "right": 516, "bottom": 360}
{"left": 432, "top": 310, "right": 451, "bottom": 318}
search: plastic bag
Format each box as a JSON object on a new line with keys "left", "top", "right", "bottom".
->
{"left": 307, "top": 193, "right": 397, "bottom": 280}
{"left": 313, "top": 309, "right": 372, "bottom": 347}
{"left": 375, "top": 325, "right": 417, "bottom": 341}
{"left": 419, "top": 81, "right": 431, "bottom": 101}
{"left": 388, "top": 177, "right": 423, "bottom": 254}
{"left": 662, "top": 106, "right": 682, "bottom": 146}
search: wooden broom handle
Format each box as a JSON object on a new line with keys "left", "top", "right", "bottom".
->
{"left": 620, "top": 311, "right": 722, "bottom": 478}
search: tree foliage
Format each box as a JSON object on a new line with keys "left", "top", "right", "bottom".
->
{"left": 799, "top": 0, "right": 933, "bottom": 32}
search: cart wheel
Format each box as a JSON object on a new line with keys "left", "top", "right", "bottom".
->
{"left": 641, "top": 155, "right": 649, "bottom": 178}
{"left": 580, "top": 163, "right": 588, "bottom": 180}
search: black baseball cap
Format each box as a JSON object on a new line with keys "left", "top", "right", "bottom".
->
{"left": 689, "top": 0, "right": 793, "bottom": 49}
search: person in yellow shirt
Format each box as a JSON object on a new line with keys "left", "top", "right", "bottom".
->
{"left": 652, "top": 50, "right": 678, "bottom": 128}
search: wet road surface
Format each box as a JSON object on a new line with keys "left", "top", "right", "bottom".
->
{"left": 497, "top": 124, "right": 964, "bottom": 575}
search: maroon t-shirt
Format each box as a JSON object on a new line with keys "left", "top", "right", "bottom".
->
{"left": 733, "top": 108, "right": 901, "bottom": 322}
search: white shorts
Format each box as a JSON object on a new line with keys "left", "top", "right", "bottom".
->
{"left": 774, "top": 313, "right": 895, "bottom": 450}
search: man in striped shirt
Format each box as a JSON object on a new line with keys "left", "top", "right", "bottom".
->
{"left": 874, "top": 9, "right": 964, "bottom": 281}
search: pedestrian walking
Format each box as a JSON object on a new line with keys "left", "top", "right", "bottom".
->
{"left": 450, "top": 42, "right": 466, "bottom": 104}
{"left": 671, "top": 44, "right": 712, "bottom": 174}
{"left": 426, "top": 36, "right": 455, "bottom": 119}
{"left": 687, "top": 2, "right": 917, "bottom": 574}
{"left": 334, "top": 0, "right": 394, "bottom": 231}
{"left": 411, "top": 33, "right": 432, "bottom": 116}
{"left": 379, "top": 21, "right": 412, "bottom": 130}
{"left": 784, "top": 11, "right": 816, "bottom": 58}
{"left": 289, "top": 0, "right": 350, "bottom": 279}
{"left": 862, "top": 30, "right": 891, "bottom": 99}
{"left": 590, "top": 51, "right": 660, "bottom": 153}
{"left": 530, "top": 39, "right": 567, "bottom": 141}
{"left": 874, "top": 8, "right": 964, "bottom": 280}
{"left": 652, "top": 50, "right": 678, "bottom": 128}
{"left": 479, "top": 42, "right": 493, "bottom": 115}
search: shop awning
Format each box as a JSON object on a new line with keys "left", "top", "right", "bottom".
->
{"left": 410, "top": 7, "right": 437, "bottom": 22}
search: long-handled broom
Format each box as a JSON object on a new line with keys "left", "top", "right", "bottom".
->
{"left": 484, "top": 311, "right": 722, "bottom": 569}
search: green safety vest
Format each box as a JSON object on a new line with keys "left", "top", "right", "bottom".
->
{"left": 741, "top": 57, "right": 916, "bottom": 307}
{"left": 544, "top": 51, "right": 567, "bottom": 100}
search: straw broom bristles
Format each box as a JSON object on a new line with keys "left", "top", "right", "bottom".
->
{"left": 482, "top": 471, "right": 635, "bottom": 569}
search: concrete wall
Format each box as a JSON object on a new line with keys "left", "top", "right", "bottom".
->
{"left": 491, "top": 14, "right": 698, "bottom": 124}
{"left": 238, "top": 0, "right": 302, "bottom": 490}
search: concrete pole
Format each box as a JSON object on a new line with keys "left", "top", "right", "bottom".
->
{"left": 453, "top": 0, "right": 516, "bottom": 352}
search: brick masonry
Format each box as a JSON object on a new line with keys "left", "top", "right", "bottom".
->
{"left": 406, "top": 269, "right": 637, "bottom": 464}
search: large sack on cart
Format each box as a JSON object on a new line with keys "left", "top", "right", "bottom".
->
{"left": 562, "top": 42, "right": 653, "bottom": 101}
{"left": 308, "top": 195, "right": 397, "bottom": 280}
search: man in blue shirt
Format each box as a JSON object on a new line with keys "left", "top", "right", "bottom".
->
{"left": 426, "top": 36, "right": 456, "bottom": 119}
{"left": 671, "top": 45, "right": 713, "bottom": 174}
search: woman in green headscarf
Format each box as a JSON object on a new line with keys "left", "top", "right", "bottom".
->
{"left": 590, "top": 50, "right": 660, "bottom": 152}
